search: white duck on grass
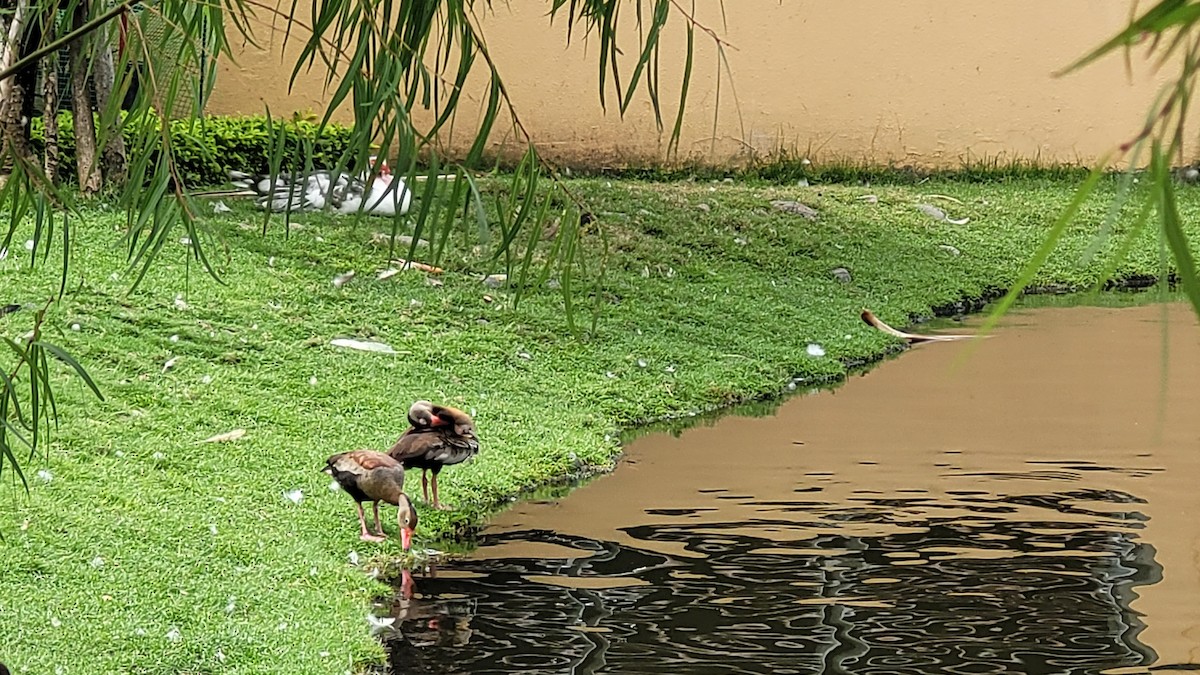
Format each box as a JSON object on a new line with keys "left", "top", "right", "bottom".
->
{"left": 227, "top": 156, "right": 412, "bottom": 217}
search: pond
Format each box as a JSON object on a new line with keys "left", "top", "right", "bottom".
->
{"left": 382, "top": 300, "right": 1200, "bottom": 674}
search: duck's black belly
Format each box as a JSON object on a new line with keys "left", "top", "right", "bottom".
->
{"left": 329, "top": 467, "right": 372, "bottom": 503}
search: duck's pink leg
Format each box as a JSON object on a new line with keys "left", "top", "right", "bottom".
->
{"left": 431, "top": 473, "right": 453, "bottom": 510}
{"left": 371, "top": 502, "right": 386, "bottom": 537}
{"left": 356, "top": 503, "right": 385, "bottom": 542}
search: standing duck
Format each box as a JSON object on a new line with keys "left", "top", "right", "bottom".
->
{"left": 323, "top": 449, "right": 419, "bottom": 548}
{"left": 228, "top": 156, "right": 412, "bottom": 216}
{"left": 388, "top": 400, "right": 480, "bottom": 510}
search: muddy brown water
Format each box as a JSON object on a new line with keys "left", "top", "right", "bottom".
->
{"left": 384, "top": 301, "right": 1200, "bottom": 674}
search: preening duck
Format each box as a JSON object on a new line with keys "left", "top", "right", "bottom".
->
{"left": 388, "top": 400, "right": 480, "bottom": 510}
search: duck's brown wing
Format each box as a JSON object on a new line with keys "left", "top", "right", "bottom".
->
{"left": 328, "top": 449, "right": 402, "bottom": 476}
{"left": 431, "top": 431, "right": 479, "bottom": 465}
{"left": 387, "top": 429, "right": 443, "bottom": 463}
{"left": 389, "top": 429, "right": 478, "bottom": 466}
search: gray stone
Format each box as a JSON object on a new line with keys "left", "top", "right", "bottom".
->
{"left": 770, "top": 200, "right": 819, "bottom": 220}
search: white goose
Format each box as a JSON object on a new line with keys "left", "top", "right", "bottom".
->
{"left": 228, "top": 156, "right": 412, "bottom": 217}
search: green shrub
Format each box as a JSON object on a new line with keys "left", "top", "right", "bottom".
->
{"left": 28, "top": 113, "right": 355, "bottom": 187}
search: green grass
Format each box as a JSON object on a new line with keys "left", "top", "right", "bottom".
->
{"left": 1, "top": 175, "right": 1197, "bottom": 673}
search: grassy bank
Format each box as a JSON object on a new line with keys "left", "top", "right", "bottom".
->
{"left": 0, "top": 176, "right": 1195, "bottom": 673}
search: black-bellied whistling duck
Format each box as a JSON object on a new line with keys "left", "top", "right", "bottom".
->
{"left": 323, "top": 450, "right": 419, "bottom": 548}
{"left": 388, "top": 400, "right": 480, "bottom": 510}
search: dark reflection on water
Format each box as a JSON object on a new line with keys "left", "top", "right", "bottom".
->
{"left": 385, "top": 489, "right": 1162, "bottom": 675}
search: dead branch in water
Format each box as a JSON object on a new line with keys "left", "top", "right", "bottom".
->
{"left": 861, "top": 309, "right": 984, "bottom": 343}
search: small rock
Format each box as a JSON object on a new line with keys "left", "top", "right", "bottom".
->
{"left": 770, "top": 200, "right": 819, "bottom": 220}
{"left": 831, "top": 267, "right": 852, "bottom": 283}
{"left": 916, "top": 203, "right": 970, "bottom": 225}
{"left": 916, "top": 203, "right": 947, "bottom": 220}
{"left": 482, "top": 274, "right": 507, "bottom": 289}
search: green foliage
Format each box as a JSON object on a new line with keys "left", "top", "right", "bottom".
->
{"left": 0, "top": 302, "right": 103, "bottom": 496}
{"left": 28, "top": 112, "right": 355, "bottom": 187}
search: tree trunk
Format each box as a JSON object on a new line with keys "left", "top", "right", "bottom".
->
{"left": 92, "top": 27, "right": 125, "bottom": 185}
{"left": 1, "top": 82, "right": 31, "bottom": 162}
{"left": 0, "top": 0, "right": 29, "bottom": 112}
{"left": 68, "top": 1, "right": 100, "bottom": 193}
{"left": 42, "top": 49, "right": 59, "bottom": 183}
{"left": 0, "top": 0, "right": 32, "bottom": 170}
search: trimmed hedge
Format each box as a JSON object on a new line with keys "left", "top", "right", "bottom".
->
{"left": 29, "top": 112, "right": 355, "bottom": 187}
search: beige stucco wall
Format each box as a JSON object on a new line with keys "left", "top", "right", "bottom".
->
{"left": 207, "top": 2, "right": 1193, "bottom": 169}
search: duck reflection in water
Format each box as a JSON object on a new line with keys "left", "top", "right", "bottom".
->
{"left": 391, "top": 564, "right": 475, "bottom": 653}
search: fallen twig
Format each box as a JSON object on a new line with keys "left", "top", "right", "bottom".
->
{"left": 861, "top": 309, "right": 983, "bottom": 343}
{"left": 388, "top": 259, "right": 444, "bottom": 274}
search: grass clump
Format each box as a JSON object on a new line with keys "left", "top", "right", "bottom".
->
{"left": 0, "top": 175, "right": 1196, "bottom": 673}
